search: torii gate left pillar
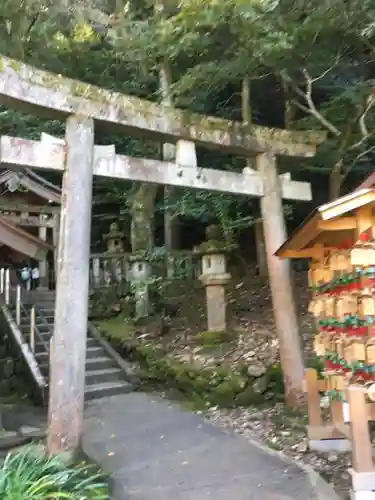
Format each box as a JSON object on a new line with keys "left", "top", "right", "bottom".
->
{"left": 47, "top": 116, "right": 94, "bottom": 455}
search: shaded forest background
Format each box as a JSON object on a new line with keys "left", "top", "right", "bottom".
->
{"left": 2, "top": 0, "right": 375, "bottom": 256}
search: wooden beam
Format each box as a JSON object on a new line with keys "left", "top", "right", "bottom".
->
{"left": 18, "top": 174, "right": 61, "bottom": 203}
{"left": 281, "top": 246, "right": 325, "bottom": 259}
{"left": 348, "top": 385, "right": 374, "bottom": 473}
{"left": 307, "top": 424, "right": 350, "bottom": 441}
{"left": 355, "top": 205, "right": 375, "bottom": 238}
{"left": 319, "top": 189, "right": 375, "bottom": 220}
{"left": 0, "top": 57, "right": 326, "bottom": 157}
{"left": 0, "top": 202, "right": 59, "bottom": 214}
{"left": 275, "top": 213, "right": 321, "bottom": 258}
{"left": 0, "top": 136, "right": 313, "bottom": 201}
{"left": 317, "top": 217, "right": 357, "bottom": 231}
{"left": 0, "top": 216, "right": 52, "bottom": 259}
{"left": 0, "top": 214, "right": 55, "bottom": 227}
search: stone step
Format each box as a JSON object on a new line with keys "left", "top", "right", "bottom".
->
{"left": 86, "top": 346, "right": 107, "bottom": 359}
{"left": 7, "top": 300, "right": 134, "bottom": 401}
{"left": 32, "top": 331, "right": 97, "bottom": 349}
{"left": 85, "top": 367, "right": 124, "bottom": 385}
{"left": 35, "top": 344, "right": 107, "bottom": 360}
{"left": 28, "top": 329, "right": 97, "bottom": 348}
{"left": 40, "top": 355, "right": 117, "bottom": 373}
{"left": 84, "top": 356, "right": 118, "bottom": 371}
{"left": 37, "top": 316, "right": 54, "bottom": 324}
{"left": 22, "top": 299, "right": 55, "bottom": 307}
{"left": 35, "top": 308, "right": 55, "bottom": 315}
{"left": 84, "top": 380, "right": 133, "bottom": 400}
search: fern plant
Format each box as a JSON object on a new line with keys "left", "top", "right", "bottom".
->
{"left": 0, "top": 446, "right": 108, "bottom": 499}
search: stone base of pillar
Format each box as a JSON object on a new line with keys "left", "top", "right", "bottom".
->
{"left": 206, "top": 285, "right": 226, "bottom": 332}
{"left": 200, "top": 273, "right": 230, "bottom": 332}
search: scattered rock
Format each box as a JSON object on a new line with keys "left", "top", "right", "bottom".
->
{"left": 327, "top": 452, "right": 338, "bottom": 462}
{"left": 293, "top": 440, "right": 308, "bottom": 454}
{"left": 0, "top": 431, "right": 28, "bottom": 450}
{"left": 19, "top": 425, "right": 46, "bottom": 439}
{"left": 252, "top": 376, "right": 268, "bottom": 394}
{"left": 247, "top": 361, "right": 266, "bottom": 378}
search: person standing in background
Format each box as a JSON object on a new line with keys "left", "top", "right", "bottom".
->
{"left": 31, "top": 266, "right": 40, "bottom": 290}
{"left": 20, "top": 265, "right": 30, "bottom": 289}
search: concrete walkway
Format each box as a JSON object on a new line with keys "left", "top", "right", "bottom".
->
{"left": 83, "top": 392, "right": 340, "bottom": 500}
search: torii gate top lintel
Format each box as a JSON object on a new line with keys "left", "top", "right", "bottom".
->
{"left": 0, "top": 56, "right": 326, "bottom": 158}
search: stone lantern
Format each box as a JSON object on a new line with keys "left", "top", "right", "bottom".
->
{"left": 103, "top": 222, "right": 124, "bottom": 253}
{"left": 194, "top": 224, "right": 233, "bottom": 332}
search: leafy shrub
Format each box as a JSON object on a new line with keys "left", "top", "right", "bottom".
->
{"left": 0, "top": 446, "right": 108, "bottom": 499}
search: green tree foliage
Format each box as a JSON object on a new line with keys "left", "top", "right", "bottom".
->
{"left": 1, "top": 0, "right": 375, "bottom": 241}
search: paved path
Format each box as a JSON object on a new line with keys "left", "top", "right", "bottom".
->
{"left": 83, "top": 392, "right": 339, "bottom": 500}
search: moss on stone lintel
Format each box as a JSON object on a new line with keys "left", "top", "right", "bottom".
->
{"left": 0, "top": 56, "right": 326, "bottom": 156}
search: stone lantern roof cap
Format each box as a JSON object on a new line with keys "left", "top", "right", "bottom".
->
{"left": 103, "top": 221, "right": 123, "bottom": 241}
{"left": 193, "top": 225, "right": 237, "bottom": 256}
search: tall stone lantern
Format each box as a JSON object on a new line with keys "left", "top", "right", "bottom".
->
{"left": 102, "top": 222, "right": 125, "bottom": 284}
{"left": 194, "top": 225, "right": 233, "bottom": 332}
{"left": 103, "top": 222, "right": 124, "bottom": 253}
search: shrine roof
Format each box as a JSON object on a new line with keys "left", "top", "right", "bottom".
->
{"left": 0, "top": 168, "right": 61, "bottom": 204}
{"left": 355, "top": 170, "right": 375, "bottom": 191}
{"left": 276, "top": 187, "right": 375, "bottom": 259}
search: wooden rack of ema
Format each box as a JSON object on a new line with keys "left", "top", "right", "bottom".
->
{"left": 276, "top": 189, "right": 375, "bottom": 500}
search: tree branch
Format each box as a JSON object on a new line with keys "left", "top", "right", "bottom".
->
{"left": 281, "top": 69, "right": 341, "bottom": 136}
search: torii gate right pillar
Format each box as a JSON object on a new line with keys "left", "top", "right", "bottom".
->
{"left": 256, "top": 152, "right": 304, "bottom": 408}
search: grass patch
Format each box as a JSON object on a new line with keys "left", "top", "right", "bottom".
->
{"left": 195, "top": 330, "right": 233, "bottom": 347}
{"left": 96, "top": 316, "right": 135, "bottom": 340}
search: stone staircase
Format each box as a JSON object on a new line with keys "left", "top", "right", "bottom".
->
{"left": 8, "top": 289, "right": 133, "bottom": 401}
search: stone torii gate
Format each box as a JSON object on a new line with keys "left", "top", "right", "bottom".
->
{"left": 0, "top": 56, "right": 325, "bottom": 454}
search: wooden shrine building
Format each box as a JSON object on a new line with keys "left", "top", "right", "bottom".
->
{"left": 0, "top": 168, "right": 60, "bottom": 281}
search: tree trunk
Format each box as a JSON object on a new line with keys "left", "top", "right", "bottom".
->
{"left": 160, "top": 69, "right": 180, "bottom": 251}
{"left": 156, "top": 0, "right": 180, "bottom": 251}
{"left": 163, "top": 141, "right": 180, "bottom": 251}
{"left": 130, "top": 184, "right": 158, "bottom": 253}
{"left": 257, "top": 152, "right": 305, "bottom": 409}
{"left": 241, "top": 77, "right": 267, "bottom": 276}
{"left": 329, "top": 159, "right": 344, "bottom": 201}
{"left": 282, "top": 81, "right": 297, "bottom": 129}
{"left": 164, "top": 186, "right": 180, "bottom": 249}
{"left": 254, "top": 220, "right": 267, "bottom": 277}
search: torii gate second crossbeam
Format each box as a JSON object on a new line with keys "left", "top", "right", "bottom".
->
{"left": 0, "top": 134, "right": 313, "bottom": 201}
